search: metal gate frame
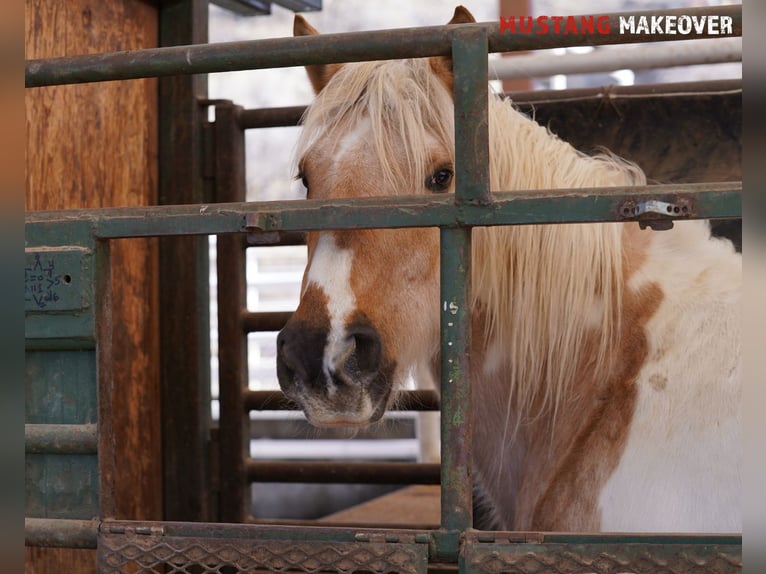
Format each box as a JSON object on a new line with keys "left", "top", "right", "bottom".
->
{"left": 25, "top": 4, "right": 742, "bottom": 572}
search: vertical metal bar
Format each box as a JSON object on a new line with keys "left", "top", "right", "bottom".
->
{"left": 213, "top": 102, "right": 250, "bottom": 523}
{"left": 452, "top": 27, "right": 491, "bottom": 206}
{"left": 439, "top": 227, "right": 473, "bottom": 535}
{"left": 95, "top": 239, "right": 116, "bottom": 519}
{"left": 439, "top": 26, "right": 489, "bottom": 539}
{"left": 158, "top": 0, "right": 213, "bottom": 522}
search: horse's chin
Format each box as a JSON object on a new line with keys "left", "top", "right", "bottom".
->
{"left": 307, "top": 418, "right": 372, "bottom": 429}
{"left": 303, "top": 401, "right": 387, "bottom": 429}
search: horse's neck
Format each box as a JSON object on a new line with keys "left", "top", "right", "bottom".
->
{"left": 471, "top": 220, "right": 740, "bottom": 531}
{"left": 471, "top": 300, "right": 626, "bottom": 530}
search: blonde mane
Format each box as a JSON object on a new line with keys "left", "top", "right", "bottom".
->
{"left": 477, "top": 96, "right": 646, "bottom": 436}
{"left": 296, "top": 57, "right": 646, "bottom": 434}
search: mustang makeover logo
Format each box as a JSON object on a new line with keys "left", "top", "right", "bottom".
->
{"left": 499, "top": 14, "right": 734, "bottom": 35}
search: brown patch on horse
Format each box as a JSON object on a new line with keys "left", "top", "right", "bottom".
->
{"left": 289, "top": 282, "right": 331, "bottom": 332}
{"left": 343, "top": 228, "right": 440, "bottom": 357}
{"left": 523, "top": 236, "right": 664, "bottom": 530}
{"left": 621, "top": 222, "right": 654, "bottom": 280}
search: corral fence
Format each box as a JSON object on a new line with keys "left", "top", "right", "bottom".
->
{"left": 25, "top": 4, "right": 742, "bottom": 572}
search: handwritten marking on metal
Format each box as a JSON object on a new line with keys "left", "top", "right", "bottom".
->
{"left": 25, "top": 253, "right": 67, "bottom": 309}
{"left": 24, "top": 248, "right": 89, "bottom": 312}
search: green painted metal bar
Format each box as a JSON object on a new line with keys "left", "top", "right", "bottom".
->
{"left": 23, "top": 182, "right": 742, "bottom": 239}
{"left": 25, "top": 424, "right": 98, "bottom": 455}
{"left": 96, "top": 518, "right": 739, "bottom": 546}
{"left": 436, "top": 26, "right": 490, "bottom": 547}
{"left": 25, "top": 5, "right": 740, "bottom": 87}
{"left": 25, "top": 518, "right": 99, "bottom": 549}
{"left": 439, "top": 228, "right": 473, "bottom": 542}
{"left": 452, "top": 27, "right": 490, "bottom": 205}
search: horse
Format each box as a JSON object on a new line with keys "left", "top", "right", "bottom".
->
{"left": 276, "top": 6, "right": 742, "bottom": 533}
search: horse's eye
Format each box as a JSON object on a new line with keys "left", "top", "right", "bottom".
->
{"left": 426, "top": 168, "right": 453, "bottom": 193}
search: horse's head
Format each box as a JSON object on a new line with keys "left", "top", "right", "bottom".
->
{"left": 276, "top": 7, "right": 475, "bottom": 427}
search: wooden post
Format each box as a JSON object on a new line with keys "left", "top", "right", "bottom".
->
{"left": 25, "top": 1, "right": 161, "bottom": 572}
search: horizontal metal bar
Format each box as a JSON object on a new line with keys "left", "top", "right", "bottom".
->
{"left": 242, "top": 310, "right": 293, "bottom": 332}
{"left": 24, "top": 182, "right": 742, "bottom": 239}
{"left": 245, "top": 389, "right": 439, "bottom": 412}
{"left": 101, "top": 518, "right": 428, "bottom": 543}
{"left": 25, "top": 518, "right": 99, "bottom": 548}
{"left": 25, "top": 424, "right": 98, "bottom": 455}
{"left": 494, "top": 37, "right": 741, "bottom": 80}
{"left": 235, "top": 79, "right": 742, "bottom": 131}
{"left": 504, "top": 78, "right": 741, "bottom": 104}
{"left": 25, "top": 6, "right": 740, "bottom": 87}
{"left": 247, "top": 230, "right": 306, "bottom": 246}
{"left": 246, "top": 460, "right": 441, "bottom": 484}
{"left": 238, "top": 106, "right": 305, "bottom": 130}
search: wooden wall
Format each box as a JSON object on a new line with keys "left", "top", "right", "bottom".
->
{"left": 25, "top": 1, "right": 161, "bottom": 572}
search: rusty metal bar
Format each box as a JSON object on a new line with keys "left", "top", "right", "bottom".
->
{"left": 244, "top": 389, "right": 440, "bottom": 411}
{"left": 25, "top": 424, "right": 98, "bottom": 455}
{"left": 241, "top": 310, "right": 293, "bottom": 332}
{"left": 24, "top": 182, "right": 742, "bottom": 239}
{"left": 238, "top": 105, "right": 305, "bottom": 129}
{"left": 25, "top": 518, "right": 99, "bottom": 549}
{"left": 247, "top": 230, "right": 306, "bottom": 246}
{"left": 158, "top": 0, "right": 213, "bottom": 524}
{"left": 246, "top": 460, "right": 441, "bottom": 484}
{"left": 232, "top": 79, "right": 743, "bottom": 133}
{"left": 506, "top": 78, "right": 742, "bottom": 103}
{"left": 212, "top": 101, "right": 251, "bottom": 523}
{"left": 95, "top": 239, "right": 117, "bottom": 520}
{"left": 25, "top": 6, "right": 741, "bottom": 87}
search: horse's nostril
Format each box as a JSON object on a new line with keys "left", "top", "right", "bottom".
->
{"left": 347, "top": 324, "right": 381, "bottom": 375}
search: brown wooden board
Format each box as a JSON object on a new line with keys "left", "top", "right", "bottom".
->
{"left": 25, "top": 0, "right": 160, "bottom": 571}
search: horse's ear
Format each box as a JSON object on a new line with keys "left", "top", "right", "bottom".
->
{"left": 429, "top": 6, "right": 477, "bottom": 94}
{"left": 294, "top": 14, "right": 342, "bottom": 94}
{"left": 449, "top": 5, "right": 477, "bottom": 25}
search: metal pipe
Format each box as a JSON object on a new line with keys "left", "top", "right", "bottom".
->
{"left": 492, "top": 37, "right": 741, "bottom": 80}
{"left": 25, "top": 424, "right": 98, "bottom": 455}
{"left": 238, "top": 106, "right": 305, "bottom": 130}
{"left": 244, "top": 389, "right": 440, "bottom": 412}
{"left": 241, "top": 310, "right": 293, "bottom": 332}
{"left": 25, "top": 518, "right": 99, "bottom": 548}
{"left": 246, "top": 460, "right": 441, "bottom": 484}
{"left": 25, "top": 6, "right": 740, "bottom": 88}
{"left": 24, "top": 182, "right": 742, "bottom": 240}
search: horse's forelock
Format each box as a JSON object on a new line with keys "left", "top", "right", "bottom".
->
{"left": 295, "top": 59, "right": 455, "bottom": 196}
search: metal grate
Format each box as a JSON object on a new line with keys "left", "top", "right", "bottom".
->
{"left": 99, "top": 523, "right": 428, "bottom": 574}
{"left": 463, "top": 536, "right": 743, "bottom": 574}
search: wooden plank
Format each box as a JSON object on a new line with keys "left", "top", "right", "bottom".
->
{"left": 25, "top": 0, "right": 160, "bottom": 571}
{"left": 320, "top": 485, "right": 441, "bottom": 529}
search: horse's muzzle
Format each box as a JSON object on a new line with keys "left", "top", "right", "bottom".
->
{"left": 275, "top": 318, "right": 392, "bottom": 427}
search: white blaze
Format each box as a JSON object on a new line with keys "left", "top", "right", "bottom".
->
{"left": 306, "top": 233, "right": 356, "bottom": 388}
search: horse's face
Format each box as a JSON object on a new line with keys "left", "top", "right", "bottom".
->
{"left": 276, "top": 8, "right": 474, "bottom": 427}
